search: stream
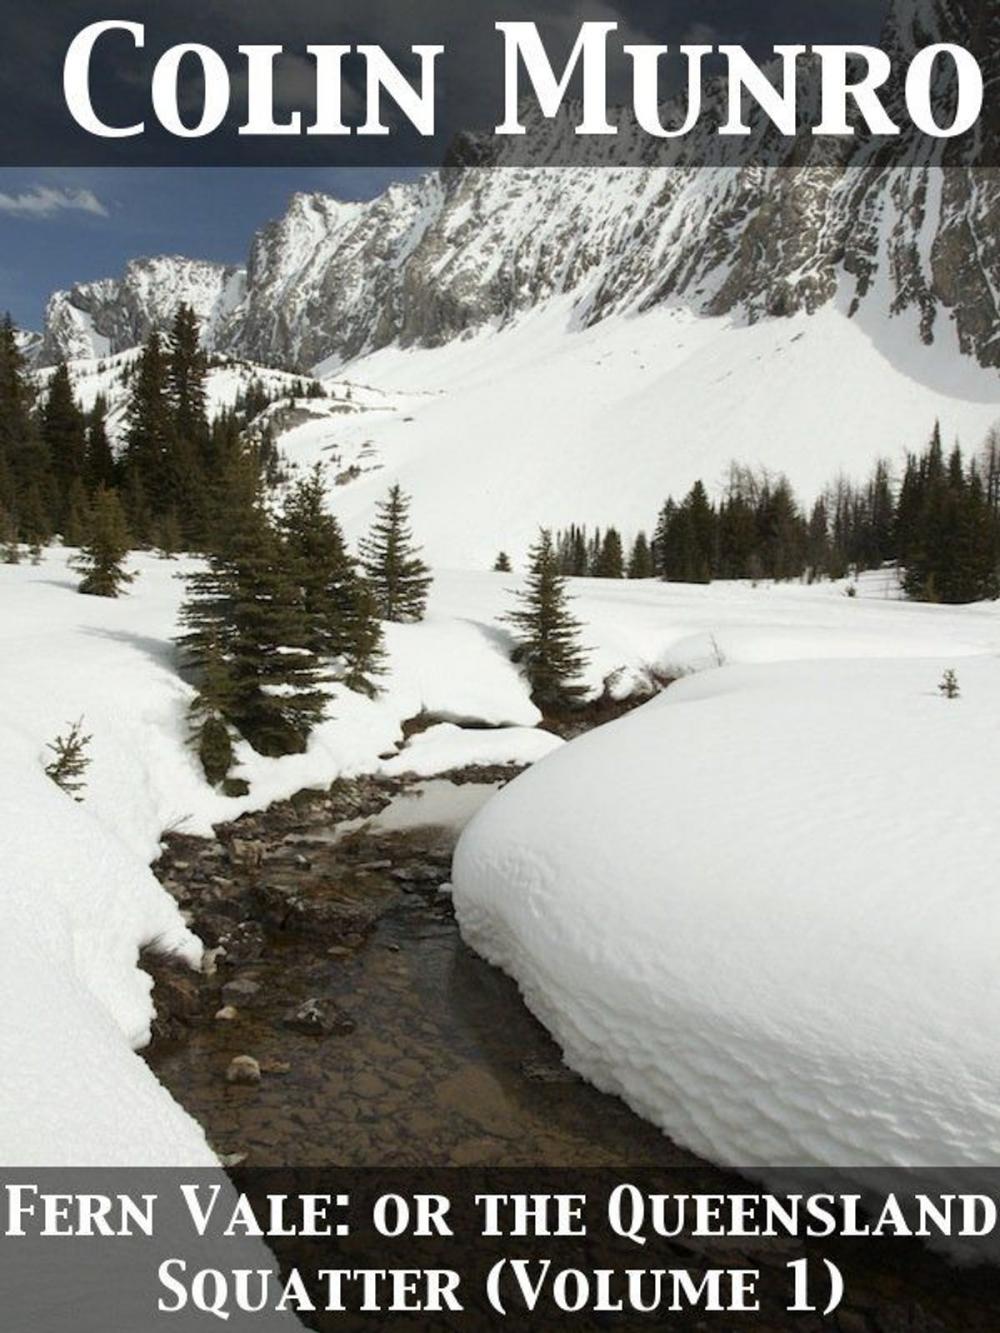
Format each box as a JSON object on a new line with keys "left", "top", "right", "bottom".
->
{"left": 145, "top": 771, "right": 1000, "bottom": 1330}
{"left": 148, "top": 774, "right": 683, "bottom": 1169}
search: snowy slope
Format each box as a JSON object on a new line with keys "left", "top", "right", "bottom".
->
{"left": 453, "top": 607, "right": 1000, "bottom": 1168}
{"left": 285, "top": 298, "right": 1000, "bottom": 568}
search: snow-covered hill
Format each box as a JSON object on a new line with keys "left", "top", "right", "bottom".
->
{"left": 42, "top": 292, "right": 1000, "bottom": 568}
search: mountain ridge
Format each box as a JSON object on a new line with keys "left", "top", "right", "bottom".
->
{"left": 34, "top": 157, "right": 1000, "bottom": 377}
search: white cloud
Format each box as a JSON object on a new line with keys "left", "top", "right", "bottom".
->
{"left": 0, "top": 185, "right": 108, "bottom": 220}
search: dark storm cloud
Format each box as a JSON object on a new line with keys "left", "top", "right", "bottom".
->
{"left": 0, "top": 0, "right": 990, "bottom": 167}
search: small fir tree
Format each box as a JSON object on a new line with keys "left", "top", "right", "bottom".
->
{"left": 74, "top": 487, "right": 134, "bottom": 597}
{"left": 360, "top": 484, "right": 432, "bottom": 623}
{"left": 493, "top": 551, "right": 512, "bottom": 572}
{"left": 45, "top": 719, "right": 92, "bottom": 800}
{"left": 504, "top": 529, "right": 589, "bottom": 709}
{"left": 938, "top": 668, "right": 961, "bottom": 700}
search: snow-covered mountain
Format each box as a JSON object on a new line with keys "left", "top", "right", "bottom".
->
{"left": 35, "top": 163, "right": 1000, "bottom": 375}
{"left": 26, "top": 0, "right": 1000, "bottom": 565}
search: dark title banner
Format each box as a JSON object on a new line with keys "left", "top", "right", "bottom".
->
{"left": 0, "top": 0, "right": 998, "bottom": 167}
{"left": 3, "top": 1167, "right": 1000, "bottom": 1330}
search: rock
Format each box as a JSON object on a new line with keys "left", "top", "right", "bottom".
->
{"left": 221, "top": 977, "right": 261, "bottom": 1007}
{"left": 218, "top": 921, "right": 265, "bottom": 966}
{"left": 218, "top": 1152, "right": 248, "bottom": 1168}
{"left": 520, "top": 1058, "right": 581, "bottom": 1085}
{"left": 225, "top": 1056, "right": 261, "bottom": 1086}
{"left": 159, "top": 973, "right": 201, "bottom": 1021}
{"left": 282, "top": 998, "right": 355, "bottom": 1037}
{"left": 228, "top": 837, "right": 265, "bottom": 867}
{"left": 201, "top": 947, "right": 224, "bottom": 978}
{"left": 215, "top": 1005, "right": 239, "bottom": 1022}
{"left": 260, "top": 1058, "right": 291, "bottom": 1076}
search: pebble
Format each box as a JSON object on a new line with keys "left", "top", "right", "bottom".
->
{"left": 215, "top": 1005, "right": 239, "bottom": 1022}
{"left": 222, "top": 977, "right": 261, "bottom": 1006}
{"left": 225, "top": 1056, "right": 261, "bottom": 1086}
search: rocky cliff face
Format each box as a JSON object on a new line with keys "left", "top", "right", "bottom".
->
{"left": 36, "top": 157, "right": 1000, "bottom": 374}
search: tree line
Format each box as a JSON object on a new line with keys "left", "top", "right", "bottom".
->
{"left": 533, "top": 425, "right": 1000, "bottom": 605}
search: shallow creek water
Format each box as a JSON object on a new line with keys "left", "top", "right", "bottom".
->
{"left": 149, "top": 781, "right": 684, "bottom": 1168}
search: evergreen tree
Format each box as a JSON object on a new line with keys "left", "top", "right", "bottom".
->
{"left": 125, "top": 331, "right": 175, "bottom": 519}
{"left": 626, "top": 531, "right": 653, "bottom": 579}
{"left": 0, "top": 315, "right": 51, "bottom": 532}
{"left": 178, "top": 485, "right": 328, "bottom": 758}
{"left": 280, "top": 465, "right": 385, "bottom": 696}
{"left": 74, "top": 487, "right": 134, "bottom": 597}
{"left": 493, "top": 551, "right": 512, "bottom": 572}
{"left": 187, "top": 632, "right": 237, "bottom": 786}
{"left": 44, "top": 719, "right": 92, "bottom": 800}
{"left": 62, "top": 476, "right": 90, "bottom": 548}
{"left": 360, "top": 484, "right": 432, "bottom": 622}
{"left": 504, "top": 529, "right": 589, "bottom": 709}
{"left": 594, "top": 527, "right": 625, "bottom": 578}
{"left": 85, "top": 396, "right": 116, "bottom": 490}
{"left": 18, "top": 484, "right": 51, "bottom": 549}
{"left": 156, "top": 508, "right": 184, "bottom": 559}
{"left": 42, "top": 363, "right": 86, "bottom": 528}
{"left": 168, "top": 304, "right": 209, "bottom": 451}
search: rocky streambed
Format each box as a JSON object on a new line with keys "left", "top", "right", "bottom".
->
{"left": 145, "top": 768, "right": 683, "bottom": 1169}
{"left": 144, "top": 768, "right": 1000, "bottom": 1331}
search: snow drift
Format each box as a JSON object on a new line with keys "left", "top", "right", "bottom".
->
{"left": 453, "top": 650, "right": 1000, "bottom": 1168}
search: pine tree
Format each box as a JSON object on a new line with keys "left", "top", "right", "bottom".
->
{"left": 626, "top": 532, "right": 653, "bottom": 579}
{"left": 281, "top": 465, "right": 385, "bottom": 696}
{"left": 360, "top": 484, "right": 432, "bottom": 622}
{"left": 178, "top": 486, "right": 328, "bottom": 757}
{"left": 85, "top": 396, "right": 116, "bottom": 491}
{"left": 62, "top": 476, "right": 90, "bottom": 548}
{"left": 1, "top": 503, "right": 20, "bottom": 564}
{"left": 504, "top": 529, "right": 589, "bottom": 709}
{"left": 44, "top": 719, "right": 92, "bottom": 800}
{"left": 493, "top": 551, "right": 512, "bottom": 572}
{"left": 156, "top": 508, "right": 184, "bottom": 559}
{"left": 125, "top": 331, "right": 175, "bottom": 519}
{"left": 168, "top": 304, "right": 209, "bottom": 451}
{"left": 939, "top": 669, "right": 960, "bottom": 700}
{"left": 594, "top": 527, "right": 625, "bottom": 578}
{"left": 0, "top": 315, "right": 51, "bottom": 532}
{"left": 42, "top": 363, "right": 86, "bottom": 529}
{"left": 187, "top": 632, "right": 237, "bottom": 786}
{"left": 74, "top": 487, "right": 134, "bottom": 597}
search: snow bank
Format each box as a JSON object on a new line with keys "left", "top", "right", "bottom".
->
{"left": 382, "top": 722, "right": 562, "bottom": 777}
{"left": 0, "top": 717, "right": 213, "bottom": 1166}
{"left": 454, "top": 652, "right": 1000, "bottom": 1167}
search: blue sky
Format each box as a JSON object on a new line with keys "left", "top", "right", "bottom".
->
{"left": 0, "top": 168, "right": 420, "bottom": 330}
